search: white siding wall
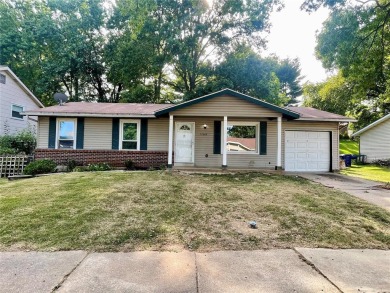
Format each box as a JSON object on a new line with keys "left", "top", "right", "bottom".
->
{"left": 360, "top": 119, "right": 390, "bottom": 162}
{"left": 84, "top": 118, "right": 112, "bottom": 149}
{"left": 37, "top": 117, "right": 49, "bottom": 148}
{"left": 0, "top": 71, "right": 40, "bottom": 135}
{"left": 148, "top": 118, "right": 169, "bottom": 151}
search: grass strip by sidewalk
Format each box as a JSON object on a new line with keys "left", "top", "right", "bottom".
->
{"left": 0, "top": 171, "right": 389, "bottom": 251}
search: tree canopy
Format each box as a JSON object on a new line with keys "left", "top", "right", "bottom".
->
{"left": 0, "top": 0, "right": 303, "bottom": 106}
{"left": 302, "top": 0, "right": 390, "bottom": 128}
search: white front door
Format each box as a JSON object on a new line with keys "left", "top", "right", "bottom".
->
{"left": 175, "top": 122, "right": 195, "bottom": 163}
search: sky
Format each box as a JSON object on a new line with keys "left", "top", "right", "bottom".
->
{"left": 264, "top": 0, "right": 330, "bottom": 84}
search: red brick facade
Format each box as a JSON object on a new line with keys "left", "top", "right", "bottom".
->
{"left": 34, "top": 149, "right": 168, "bottom": 168}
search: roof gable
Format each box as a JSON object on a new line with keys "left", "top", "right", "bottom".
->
{"left": 353, "top": 114, "right": 390, "bottom": 136}
{"left": 155, "top": 89, "right": 300, "bottom": 119}
{"left": 0, "top": 66, "right": 44, "bottom": 108}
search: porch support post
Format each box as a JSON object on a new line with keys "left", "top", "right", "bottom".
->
{"left": 277, "top": 116, "right": 282, "bottom": 169}
{"left": 222, "top": 116, "right": 228, "bottom": 168}
{"left": 168, "top": 114, "right": 174, "bottom": 168}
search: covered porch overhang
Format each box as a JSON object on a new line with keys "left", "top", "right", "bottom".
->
{"left": 167, "top": 114, "right": 284, "bottom": 170}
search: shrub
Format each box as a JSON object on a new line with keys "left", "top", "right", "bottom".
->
{"left": 66, "top": 159, "right": 78, "bottom": 172}
{"left": 0, "top": 129, "right": 36, "bottom": 155}
{"left": 87, "top": 163, "right": 112, "bottom": 171}
{"left": 124, "top": 159, "right": 135, "bottom": 170}
{"left": 73, "top": 162, "right": 112, "bottom": 172}
{"left": 372, "top": 159, "right": 390, "bottom": 168}
{"left": 0, "top": 147, "right": 18, "bottom": 155}
{"left": 24, "top": 159, "right": 57, "bottom": 176}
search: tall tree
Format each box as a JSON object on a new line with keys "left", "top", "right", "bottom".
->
{"left": 0, "top": 0, "right": 110, "bottom": 104}
{"left": 109, "top": 0, "right": 282, "bottom": 101}
{"left": 301, "top": 0, "right": 390, "bottom": 127}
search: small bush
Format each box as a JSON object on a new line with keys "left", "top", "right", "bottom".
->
{"left": 87, "top": 163, "right": 112, "bottom": 171}
{"left": 124, "top": 159, "right": 135, "bottom": 170}
{"left": 0, "top": 129, "right": 36, "bottom": 155}
{"left": 0, "top": 147, "right": 18, "bottom": 155}
{"left": 24, "top": 159, "right": 57, "bottom": 176}
{"left": 372, "top": 159, "right": 390, "bottom": 168}
{"left": 66, "top": 159, "right": 78, "bottom": 172}
{"left": 73, "top": 162, "right": 112, "bottom": 172}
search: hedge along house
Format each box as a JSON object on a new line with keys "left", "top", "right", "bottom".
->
{"left": 24, "top": 89, "right": 354, "bottom": 172}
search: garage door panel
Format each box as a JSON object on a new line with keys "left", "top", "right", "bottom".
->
{"left": 285, "top": 131, "right": 330, "bottom": 172}
{"left": 296, "top": 132, "right": 307, "bottom": 139}
{"left": 318, "top": 132, "right": 329, "bottom": 139}
{"left": 307, "top": 152, "right": 319, "bottom": 160}
{"left": 308, "top": 132, "right": 319, "bottom": 139}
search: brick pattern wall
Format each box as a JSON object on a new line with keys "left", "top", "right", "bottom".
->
{"left": 34, "top": 149, "right": 168, "bottom": 168}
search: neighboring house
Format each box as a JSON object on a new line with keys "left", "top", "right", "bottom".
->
{"left": 0, "top": 66, "right": 44, "bottom": 135}
{"left": 352, "top": 114, "right": 390, "bottom": 162}
{"left": 25, "top": 89, "right": 354, "bottom": 172}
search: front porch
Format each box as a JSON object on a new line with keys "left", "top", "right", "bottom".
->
{"left": 166, "top": 115, "right": 283, "bottom": 170}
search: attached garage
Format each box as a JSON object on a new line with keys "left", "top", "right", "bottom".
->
{"left": 285, "top": 131, "right": 331, "bottom": 172}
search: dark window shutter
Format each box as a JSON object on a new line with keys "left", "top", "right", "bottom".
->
{"left": 112, "top": 118, "right": 120, "bottom": 150}
{"left": 48, "top": 117, "right": 56, "bottom": 149}
{"left": 76, "top": 118, "right": 84, "bottom": 149}
{"left": 214, "top": 121, "right": 221, "bottom": 154}
{"left": 260, "top": 121, "right": 267, "bottom": 155}
{"left": 140, "top": 118, "right": 148, "bottom": 150}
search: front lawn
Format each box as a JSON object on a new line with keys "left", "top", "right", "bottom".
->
{"left": 340, "top": 139, "right": 359, "bottom": 155}
{"left": 0, "top": 171, "right": 389, "bottom": 251}
{"left": 341, "top": 165, "right": 390, "bottom": 183}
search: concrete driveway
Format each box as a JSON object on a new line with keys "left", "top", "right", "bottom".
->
{"left": 1, "top": 249, "right": 389, "bottom": 293}
{"left": 298, "top": 173, "right": 390, "bottom": 211}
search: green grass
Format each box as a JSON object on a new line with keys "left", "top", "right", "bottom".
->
{"left": 341, "top": 165, "right": 390, "bottom": 183}
{"left": 0, "top": 171, "right": 389, "bottom": 252}
{"left": 340, "top": 139, "right": 359, "bottom": 155}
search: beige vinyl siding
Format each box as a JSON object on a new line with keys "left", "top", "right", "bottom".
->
{"left": 174, "top": 117, "right": 276, "bottom": 168}
{"left": 282, "top": 120, "right": 339, "bottom": 171}
{"left": 360, "top": 119, "right": 390, "bottom": 162}
{"left": 171, "top": 95, "right": 282, "bottom": 117}
{"left": 83, "top": 118, "right": 112, "bottom": 149}
{"left": 148, "top": 118, "right": 169, "bottom": 151}
{"left": 37, "top": 117, "right": 49, "bottom": 148}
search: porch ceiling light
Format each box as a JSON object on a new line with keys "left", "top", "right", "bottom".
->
{"left": 202, "top": 124, "right": 208, "bottom": 129}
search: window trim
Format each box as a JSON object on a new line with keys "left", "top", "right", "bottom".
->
{"left": 221, "top": 121, "right": 259, "bottom": 155}
{"left": 119, "top": 119, "right": 141, "bottom": 151}
{"left": 0, "top": 73, "right": 6, "bottom": 84}
{"left": 11, "top": 104, "right": 24, "bottom": 120}
{"left": 56, "top": 118, "right": 77, "bottom": 150}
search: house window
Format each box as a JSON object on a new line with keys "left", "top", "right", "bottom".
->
{"left": 120, "top": 119, "right": 140, "bottom": 150}
{"left": 57, "top": 119, "right": 77, "bottom": 149}
{"left": 11, "top": 104, "right": 24, "bottom": 119}
{"left": 0, "top": 73, "right": 6, "bottom": 84}
{"left": 222, "top": 122, "right": 259, "bottom": 154}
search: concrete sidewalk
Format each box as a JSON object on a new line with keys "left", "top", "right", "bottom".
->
{"left": 298, "top": 173, "right": 390, "bottom": 211}
{"left": 0, "top": 249, "right": 389, "bottom": 293}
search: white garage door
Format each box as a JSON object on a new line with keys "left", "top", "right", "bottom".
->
{"left": 285, "top": 131, "right": 330, "bottom": 172}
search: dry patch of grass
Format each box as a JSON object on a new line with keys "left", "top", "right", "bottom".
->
{"left": 0, "top": 171, "right": 389, "bottom": 252}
